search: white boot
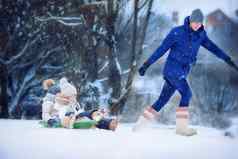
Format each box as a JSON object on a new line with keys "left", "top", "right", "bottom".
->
{"left": 62, "top": 116, "right": 76, "bottom": 129}
{"left": 132, "top": 106, "right": 159, "bottom": 132}
{"left": 42, "top": 100, "right": 54, "bottom": 122}
{"left": 176, "top": 107, "right": 197, "bottom": 136}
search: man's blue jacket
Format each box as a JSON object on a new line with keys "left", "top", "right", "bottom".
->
{"left": 146, "top": 16, "right": 231, "bottom": 79}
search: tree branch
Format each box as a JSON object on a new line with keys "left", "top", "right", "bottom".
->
{"left": 6, "top": 35, "right": 41, "bottom": 65}
{"left": 0, "top": 57, "right": 6, "bottom": 65}
{"left": 9, "top": 67, "right": 36, "bottom": 116}
{"left": 35, "top": 13, "right": 84, "bottom": 26}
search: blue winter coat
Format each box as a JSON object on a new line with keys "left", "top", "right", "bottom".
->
{"left": 146, "top": 16, "right": 231, "bottom": 79}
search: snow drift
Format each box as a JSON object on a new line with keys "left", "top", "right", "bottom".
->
{"left": 0, "top": 119, "right": 238, "bottom": 159}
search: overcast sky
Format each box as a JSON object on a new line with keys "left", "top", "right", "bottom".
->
{"left": 152, "top": 0, "right": 238, "bottom": 24}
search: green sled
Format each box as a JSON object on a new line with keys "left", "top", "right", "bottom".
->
{"left": 73, "top": 119, "right": 97, "bottom": 129}
{"left": 39, "top": 119, "right": 97, "bottom": 129}
{"left": 39, "top": 120, "right": 62, "bottom": 128}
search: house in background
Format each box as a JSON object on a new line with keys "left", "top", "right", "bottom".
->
{"left": 205, "top": 9, "right": 238, "bottom": 85}
{"left": 206, "top": 9, "right": 238, "bottom": 36}
{"left": 205, "top": 9, "right": 238, "bottom": 58}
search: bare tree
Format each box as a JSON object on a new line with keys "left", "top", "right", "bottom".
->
{"left": 110, "top": 0, "right": 154, "bottom": 114}
{"left": 0, "top": 33, "right": 63, "bottom": 118}
{"left": 0, "top": 1, "right": 65, "bottom": 118}
{"left": 0, "top": 0, "right": 155, "bottom": 118}
{"left": 105, "top": 0, "right": 122, "bottom": 100}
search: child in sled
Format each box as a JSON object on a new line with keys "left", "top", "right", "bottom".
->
{"left": 42, "top": 78, "right": 118, "bottom": 131}
{"left": 41, "top": 77, "right": 82, "bottom": 128}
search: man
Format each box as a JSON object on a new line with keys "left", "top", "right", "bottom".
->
{"left": 133, "top": 9, "right": 238, "bottom": 136}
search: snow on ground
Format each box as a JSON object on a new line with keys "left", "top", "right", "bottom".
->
{"left": 0, "top": 120, "right": 238, "bottom": 159}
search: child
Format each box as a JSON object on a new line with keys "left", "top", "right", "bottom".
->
{"left": 97, "top": 118, "right": 118, "bottom": 131}
{"left": 54, "top": 77, "right": 83, "bottom": 128}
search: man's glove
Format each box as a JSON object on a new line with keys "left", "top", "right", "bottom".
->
{"left": 226, "top": 58, "right": 238, "bottom": 72}
{"left": 138, "top": 62, "right": 150, "bottom": 76}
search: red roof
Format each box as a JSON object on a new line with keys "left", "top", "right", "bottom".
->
{"left": 206, "top": 9, "right": 232, "bottom": 26}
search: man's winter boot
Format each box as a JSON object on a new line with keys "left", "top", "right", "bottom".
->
{"left": 176, "top": 107, "right": 197, "bottom": 136}
{"left": 132, "top": 106, "right": 159, "bottom": 132}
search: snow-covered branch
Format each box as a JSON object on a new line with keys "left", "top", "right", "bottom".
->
{"left": 8, "top": 42, "right": 61, "bottom": 74}
{"left": 0, "top": 57, "right": 6, "bottom": 65}
{"left": 98, "top": 61, "right": 109, "bottom": 73}
{"left": 35, "top": 13, "right": 84, "bottom": 26}
{"left": 40, "top": 46, "right": 62, "bottom": 60}
{"left": 5, "top": 41, "right": 30, "bottom": 65}
{"left": 6, "top": 35, "right": 41, "bottom": 65}
{"left": 115, "top": 57, "right": 122, "bottom": 75}
{"left": 41, "top": 65, "right": 64, "bottom": 71}
{"left": 9, "top": 67, "right": 36, "bottom": 115}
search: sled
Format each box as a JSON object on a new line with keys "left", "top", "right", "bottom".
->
{"left": 39, "top": 120, "right": 62, "bottom": 128}
{"left": 73, "top": 119, "right": 97, "bottom": 129}
{"left": 39, "top": 119, "right": 97, "bottom": 129}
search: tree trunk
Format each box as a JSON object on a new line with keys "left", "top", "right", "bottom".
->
{"left": 86, "top": 48, "right": 98, "bottom": 82}
{"left": 107, "top": 0, "right": 121, "bottom": 100}
{"left": 110, "top": 0, "right": 140, "bottom": 115}
{"left": 0, "top": 64, "right": 9, "bottom": 118}
{"left": 80, "top": 33, "right": 99, "bottom": 82}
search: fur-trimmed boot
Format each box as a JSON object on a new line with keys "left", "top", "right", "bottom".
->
{"left": 132, "top": 106, "right": 159, "bottom": 132}
{"left": 42, "top": 100, "right": 54, "bottom": 122}
{"left": 62, "top": 116, "right": 76, "bottom": 129}
{"left": 176, "top": 107, "right": 197, "bottom": 136}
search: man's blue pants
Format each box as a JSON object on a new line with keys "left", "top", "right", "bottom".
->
{"left": 151, "top": 76, "right": 192, "bottom": 112}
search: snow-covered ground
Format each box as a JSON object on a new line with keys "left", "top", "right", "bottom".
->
{"left": 0, "top": 120, "right": 238, "bottom": 159}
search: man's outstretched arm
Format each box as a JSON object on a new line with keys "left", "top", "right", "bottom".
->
{"left": 139, "top": 29, "right": 176, "bottom": 76}
{"left": 201, "top": 33, "right": 238, "bottom": 72}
